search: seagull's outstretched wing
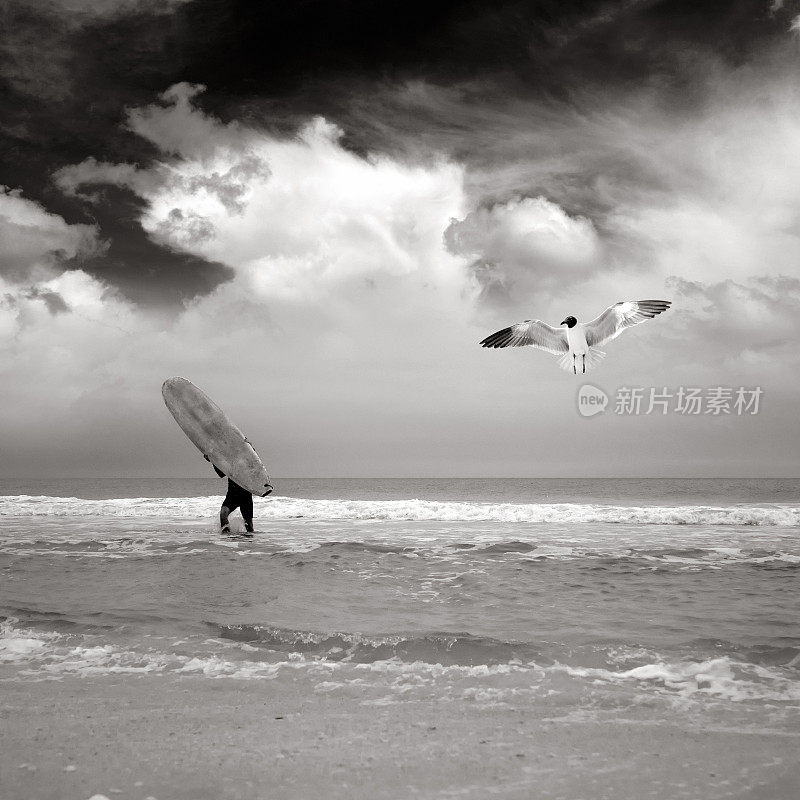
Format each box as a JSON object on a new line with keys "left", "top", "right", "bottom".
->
{"left": 480, "top": 320, "right": 568, "bottom": 354}
{"left": 584, "top": 300, "right": 671, "bottom": 348}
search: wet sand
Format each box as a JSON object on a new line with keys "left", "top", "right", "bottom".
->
{"left": 3, "top": 675, "right": 799, "bottom": 800}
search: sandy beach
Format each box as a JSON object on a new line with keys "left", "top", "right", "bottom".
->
{"left": 3, "top": 673, "right": 799, "bottom": 800}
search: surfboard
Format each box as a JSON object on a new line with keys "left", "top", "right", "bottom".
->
{"left": 162, "top": 377, "right": 273, "bottom": 497}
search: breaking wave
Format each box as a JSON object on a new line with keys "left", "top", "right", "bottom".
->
{"left": 555, "top": 657, "right": 800, "bottom": 703}
{"left": 3, "top": 618, "right": 799, "bottom": 704}
{"left": 2, "top": 495, "right": 799, "bottom": 526}
{"left": 216, "top": 624, "right": 543, "bottom": 666}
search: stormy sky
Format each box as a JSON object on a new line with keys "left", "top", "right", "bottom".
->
{"left": 2, "top": 0, "right": 800, "bottom": 479}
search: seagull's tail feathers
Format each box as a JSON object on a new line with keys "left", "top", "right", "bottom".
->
{"left": 558, "top": 347, "right": 606, "bottom": 373}
{"left": 557, "top": 352, "right": 573, "bottom": 372}
{"left": 584, "top": 347, "right": 606, "bottom": 371}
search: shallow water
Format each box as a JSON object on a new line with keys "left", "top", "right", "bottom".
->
{"left": 2, "top": 478, "right": 799, "bottom": 740}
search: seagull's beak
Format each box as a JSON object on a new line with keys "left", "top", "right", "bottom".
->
{"left": 560, "top": 319, "right": 569, "bottom": 326}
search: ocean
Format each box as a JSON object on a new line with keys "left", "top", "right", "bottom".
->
{"left": 2, "top": 478, "right": 799, "bottom": 799}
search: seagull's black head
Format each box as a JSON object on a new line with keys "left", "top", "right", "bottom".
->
{"left": 560, "top": 316, "right": 577, "bottom": 328}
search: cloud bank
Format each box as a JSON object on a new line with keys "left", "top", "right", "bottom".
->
{"left": 0, "top": 187, "right": 101, "bottom": 282}
{"left": 3, "top": 1, "right": 800, "bottom": 478}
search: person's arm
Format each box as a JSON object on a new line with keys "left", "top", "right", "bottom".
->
{"left": 204, "top": 454, "right": 225, "bottom": 478}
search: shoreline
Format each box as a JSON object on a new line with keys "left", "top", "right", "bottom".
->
{"left": 3, "top": 674, "right": 799, "bottom": 800}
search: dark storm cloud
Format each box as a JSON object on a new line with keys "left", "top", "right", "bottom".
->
{"left": 1, "top": 0, "right": 797, "bottom": 307}
{"left": 71, "top": 185, "right": 234, "bottom": 305}
{"left": 155, "top": 0, "right": 793, "bottom": 113}
{"left": 0, "top": 0, "right": 228, "bottom": 305}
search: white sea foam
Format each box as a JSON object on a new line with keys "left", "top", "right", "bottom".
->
{"left": 0, "top": 621, "right": 306, "bottom": 681}
{"left": 0, "top": 619, "right": 61, "bottom": 663}
{"left": 0, "top": 632, "right": 48, "bottom": 662}
{"left": 557, "top": 656, "right": 800, "bottom": 702}
{"left": 3, "top": 621, "right": 799, "bottom": 708}
{"left": 2, "top": 495, "right": 799, "bottom": 526}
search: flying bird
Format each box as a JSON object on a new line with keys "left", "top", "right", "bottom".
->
{"left": 480, "top": 300, "right": 671, "bottom": 374}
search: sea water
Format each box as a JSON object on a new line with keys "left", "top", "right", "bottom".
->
{"left": 2, "top": 478, "right": 799, "bottom": 744}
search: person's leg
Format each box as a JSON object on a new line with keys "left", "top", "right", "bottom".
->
{"left": 241, "top": 494, "right": 254, "bottom": 533}
{"left": 220, "top": 489, "right": 241, "bottom": 532}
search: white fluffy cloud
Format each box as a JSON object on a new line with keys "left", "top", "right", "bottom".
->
{"left": 599, "top": 68, "right": 800, "bottom": 289}
{"left": 0, "top": 187, "right": 101, "bottom": 281}
{"left": 0, "top": 189, "right": 115, "bottom": 400}
{"left": 444, "top": 196, "right": 601, "bottom": 304}
{"left": 3, "top": 85, "right": 500, "bottom": 476}
{"left": 5, "top": 64, "right": 800, "bottom": 478}
{"left": 61, "top": 84, "right": 471, "bottom": 308}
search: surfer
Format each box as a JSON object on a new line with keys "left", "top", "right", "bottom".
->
{"left": 204, "top": 455, "right": 255, "bottom": 534}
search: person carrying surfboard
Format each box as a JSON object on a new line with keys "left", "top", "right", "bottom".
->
{"left": 204, "top": 454, "right": 262, "bottom": 534}
{"left": 162, "top": 377, "right": 273, "bottom": 533}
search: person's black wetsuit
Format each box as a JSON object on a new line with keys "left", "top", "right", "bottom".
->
{"left": 213, "top": 464, "right": 253, "bottom": 522}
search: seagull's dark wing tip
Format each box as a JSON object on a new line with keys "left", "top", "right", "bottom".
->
{"left": 480, "top": 326, "right": 513, "bottom": 348}
{"left": 638, "top": 300, "right": 672, "bottom": 315}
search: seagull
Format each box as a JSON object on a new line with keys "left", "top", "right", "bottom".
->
{"left": 480, "top": 300, "right": 671, "bottom": 374}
